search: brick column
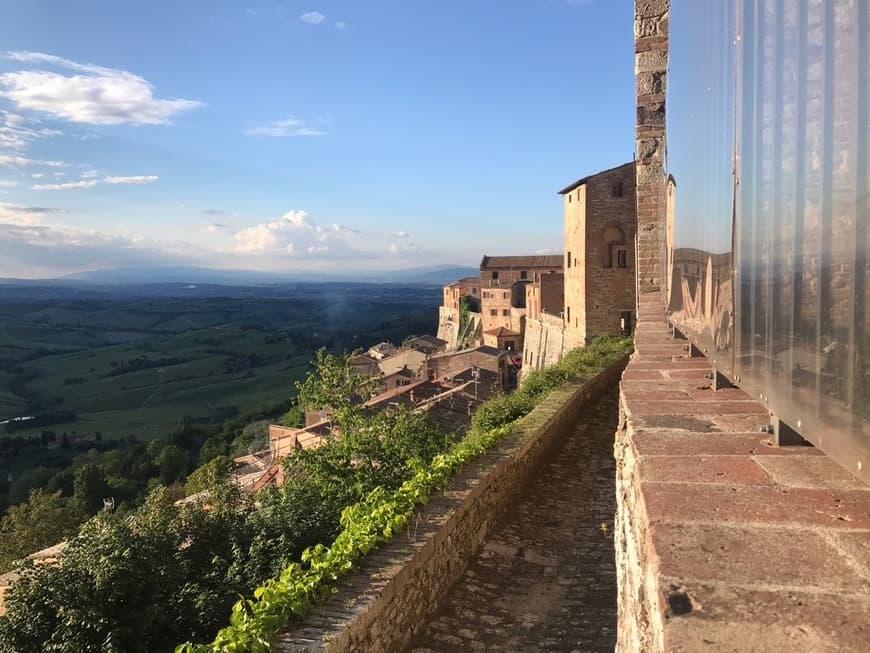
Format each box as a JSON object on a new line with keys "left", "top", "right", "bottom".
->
{"left": 634, "top": 0, "right": 669, "bottom": 297}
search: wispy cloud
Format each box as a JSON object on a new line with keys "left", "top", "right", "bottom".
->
{"left": 0, "top": 153, "right": 67, "bottom": 167}
{"left": 0, "top": 110, "right": 61, "bottom": 150}
{"left": 0, "top": 221, "right": 196, "bottom": 277}
{"left": 32, "top": 174, "right": 158, "bottom": 191}
{"left": 103, "top": 175, "right": 158, "bottom": 184}
{"left": 335, "top": 22, "right": 346, "bottom": 29}
{"left": 387, "top": 242, "right": 423, "bottom": 254}
{"left": 32, "top": 179, "right": 98, "bottom": 190}
{"left": 299, "top": 11, "right": 327, "bottom": 24}
{"left": 203, "top": 222, "right": 230, "bottom": 233}
{"left": 202, "top": 209, "right": 227, "bottom": 216}
{"left": 0, "top": 51, "right": 203, "bottom": 125}
{"left": 393, "top": 230, "right": 410, "bottom": 238}
{"left": 0, "top": 202, "right": 61, "bottom": 225}
{"left": 0, "top": 179, "right": 18, "bottom": 187}
{"left": 245, "top": 115, "right": 326, "bottom": 137}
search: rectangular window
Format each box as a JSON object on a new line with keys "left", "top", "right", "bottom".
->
{"left": 567, "top": 252, "right": 571, "bottom": 268}
{"left": 520, "top": 270, "right": 527, "bottom": 279}
{"left": 490, "top": 309, "right": 497, "bottom": 316}
{"left": 567, "top": 306, "right": 571, "bottom": 323}
{"left": 492, "top": 271, "right": 499, "bottom": 280}
{"left": 612, "top": 181, "right": 624, "bottom": 198}
{"left": 503, "top": 292, "right": 508, "bottom": 299}
{"left": 617, "top": 249, "right": 628, "bottom": 268}
{"left": 502, "top": 309, "right": 509, "bottom": 316}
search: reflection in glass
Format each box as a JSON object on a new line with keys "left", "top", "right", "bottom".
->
{"left": 668, "top": 0, "right": 869, "bottom": 481}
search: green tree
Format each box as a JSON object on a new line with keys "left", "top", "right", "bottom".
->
{"left": 185, "top": 455, "right": 233, "bottom": 495}
{"left": 0, "top": 489, "right": 82, "bottom": 572}
{"left": 155, "top": 445, "right": 188, "bottom": 486}
{"left": 197, "top": 434, "right": 229, "bottom": 465}
{"left": 7, "top": 467, "right": 56, "bottom": 506}
{"left": 71, "top": 463, "right": 109, "bottom": 515}
{"left": 294, "top": 348, "right": 380, "bottom": 426}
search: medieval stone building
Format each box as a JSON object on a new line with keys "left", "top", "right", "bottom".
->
{"left": 437, "top": 162, "right": 637, "bottom": 372}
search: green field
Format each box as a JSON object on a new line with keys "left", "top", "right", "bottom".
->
{"left": 0, "top": 282, "right": 439, "bottom": 442}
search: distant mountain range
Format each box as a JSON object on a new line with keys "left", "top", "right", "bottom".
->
{"left": 0, "top": 265, "right": 479, "bottom": 287}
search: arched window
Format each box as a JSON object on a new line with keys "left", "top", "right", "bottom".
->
{"left": 603, "top": 224, "right": 628, "bottom": 269}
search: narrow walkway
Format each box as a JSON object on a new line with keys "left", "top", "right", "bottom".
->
{"left": 409, "top": 390, "right": 619, "bottom": 653}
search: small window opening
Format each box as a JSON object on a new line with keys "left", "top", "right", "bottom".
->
{"left": 612, "top": 182, "right": 624, "bottom": 198}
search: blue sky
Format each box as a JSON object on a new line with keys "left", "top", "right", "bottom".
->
{"left": 0, "top": 0, "right": 635, "bottom": 278}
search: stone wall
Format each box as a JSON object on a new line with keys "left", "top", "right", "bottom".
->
{"left": 563, "top": 184, "right": 587, "bottom": 339}
{"left": 520, "top": 312, "right": 585, "bottom": 380}
{"left": 614, "top": 294, "right": 870, "bottom": 653}
{"left": 583, "top": 162, "right": 637, "bottom": 338}
{"left": 436, "top": 305, "right": 459, "bottom": 349}
{"left": 634, "top": 0, "right": 668, "bottom": 297}
{"left": 274, "top": 354, "right": 630, "bottom": 653}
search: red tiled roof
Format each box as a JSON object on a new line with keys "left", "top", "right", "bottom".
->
{"left": 480, "top": 255, "right": 563, "bottom": 270}
{"left": 483, "top": 327, "right": 520, "bottom": 337}
{"left": 557, "top": 160, "right": 635, "bottom": 195}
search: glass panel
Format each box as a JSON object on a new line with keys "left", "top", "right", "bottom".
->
{"left": 668, "top": 0, "right": 736, "bottom": 372}
{"left": 668, "top": 0, "right": 869, "bottom": 482}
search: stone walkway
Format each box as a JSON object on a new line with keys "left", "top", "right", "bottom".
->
{"left": 408, "top": 390, "right": 619, "bottom": 653}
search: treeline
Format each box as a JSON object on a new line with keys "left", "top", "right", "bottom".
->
{"left": 102, "top": 356, "right": 187, "bottom": 377}
{"left": 0, "top": 399, "right": 289, "bottom": 572}
{"left": 0, "top": 351, "right": 455, "bottom": 652}
{"left": 3, "top": 411, "right": 76, "bottom": 434}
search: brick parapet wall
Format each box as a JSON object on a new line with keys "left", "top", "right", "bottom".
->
{"left": 634, "top": 0, "right": 668, "bottom": 297}
{"left": 274, "top": 354, "right": 630, "bottom": 653}
{"left": 614, "top": 293, "right": 870, "bottom": 652}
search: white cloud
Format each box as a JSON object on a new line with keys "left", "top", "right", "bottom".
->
{"left": 234, "top": 209, "right": 361, "bottom": 257}
{"left": 203, "top": 222, "right": 229, "bottom": 233}
{"left": 0, "top": 51, "right": 203, "bottom": 125}
{"left": 0, "top": 202, "right": 60, "bottom": 225}
{"left": 0, "top": 110, "right": 61, "bottom": 150}
{"left": 32, "top": 179, "right": 98, "bottom": 190}
{"left": 32, "top": 174, "right": 158, "bottom": 191}
{"left": 299, "top": 11, "right": 326, "bottom": 24}
{"left": 80, "top": 169, "right": 101, "bottom": 179}
{"left": 393, "top": 230, "right": 410, "bottom": 238}
{"left": 0, "top": 153, "right": 67, "bottom": 167}
{"left": 245, "top": 115, "right": 326, "bottom": 137}
{"left": 103, "top": 175, "right": 158, "bottom": 184}
{"left": 387, "top": 241, "right": 423, "bottom": 255}
{"left": 0, "top": 179, "right": 18, "bottom": 187}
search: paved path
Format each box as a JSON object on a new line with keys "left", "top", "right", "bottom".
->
{"left": 409, "top": 389, "right": 619, "bottom": 653}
